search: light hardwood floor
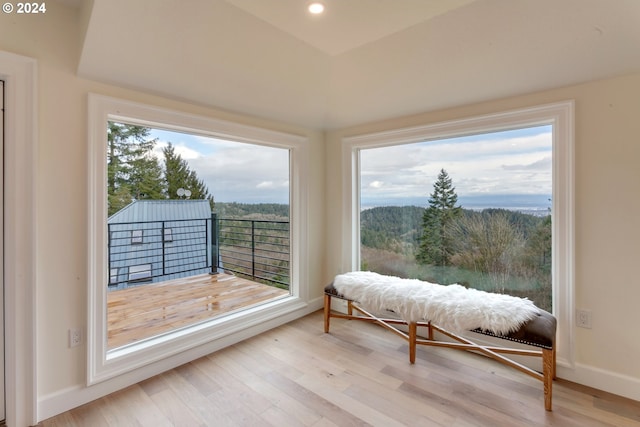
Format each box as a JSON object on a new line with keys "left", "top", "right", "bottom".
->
{"left": 40, "top": 310, "right": 640, "bottom": 426}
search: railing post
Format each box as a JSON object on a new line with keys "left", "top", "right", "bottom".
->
{"left": 251, "top": 220, "right": 256, "bottom": 278}
{"left": 107, "top": 223, "right": 111, "bottom": 286}
{"left": 210, "top": 213, "right": 219, "bottom": 275}
{"left": 161, "top": 220, "right": 166, "bottom": 276}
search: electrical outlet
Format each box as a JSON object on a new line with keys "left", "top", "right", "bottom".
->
{"left": 576, "top": 309, "right": 592, "bottom": 329}
{"left": 69, "top": 328, "right": 82, "bottom": 347}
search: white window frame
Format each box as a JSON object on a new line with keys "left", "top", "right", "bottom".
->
{"left": 342, "top": 101, "right": 575, "bottom": 369}
{"left": 88, "top": 94, "right": 310, "bottom": 385}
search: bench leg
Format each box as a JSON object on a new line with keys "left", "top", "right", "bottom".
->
{"left": 324, "top": 294, "right": 331, "bottom": 333}
{"left": 543, "top": 348, "right": 554, "bottom": 411}
{"left": 409, "top": 322, "right": 417, "bottom": 364}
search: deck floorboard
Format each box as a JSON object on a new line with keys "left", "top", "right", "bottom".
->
{"left": 107, "top": 273, "right": 289, "bottom": 349}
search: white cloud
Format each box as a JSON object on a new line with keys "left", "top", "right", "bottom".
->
{"left": 173, "top": 145, "right": 200, "bottom": 160}
{"left": 146, "top": 127, "right": 551, "bottom": 207}
{"left": 501, "top": 156, "right": 552, "bottom": 171}
{"left": 153, "top": 140, "right": 201, "bottom": 160}
{"left": 360, "top": 129, "right": 552, "bottom": 204}
{"left": 187, "top": 141, "right": 289, "bottom": 203}
{"left": 256, "top": 181, "right": 274, "bottom": 189}
{"left": 148, "top": 128, "right": 290, "bottom": 204}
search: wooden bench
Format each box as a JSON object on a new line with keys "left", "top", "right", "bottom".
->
{"left": 323, "top": 282, "right": 557, "bottom": 411}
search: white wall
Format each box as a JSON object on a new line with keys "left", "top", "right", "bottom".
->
{"left": 1, "top": 3, "right": 327, "bottom": 422}
{"left": 326, "top": 72, "right": 640, "bottom": 399}
{"left": 2, "top": 0, "right": 640, "bottom": 422}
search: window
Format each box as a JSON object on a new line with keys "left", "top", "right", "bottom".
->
{"left": 128, "top": 264, "right": 152, "bottom": 282}
{"left": 343, "top": 101, "right": 574, "bottom": 368}
{"left": 109, "top": 268, "right": 119, "bottom": 285}
{"left": 88, "top": 94, "right": 310, "bottom": 384}
{"left": 359, "top": 125, "right": 552, "bottom": 311}
{"left": 131, "top": 229, "right": 143, "bottom": 244}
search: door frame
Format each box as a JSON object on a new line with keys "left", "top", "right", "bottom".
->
{"left": 1, "top": 73, "right": 4, "bottom": 425}
{"left": 0, "top": 51, "right": 38, "bottom": 427}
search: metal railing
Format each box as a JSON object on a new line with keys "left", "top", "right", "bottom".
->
{"left": 107, "top": 215, "right": 290, "bottom": 290}
{"left": 218, "top": 218, "right": 290, "bottom": 289}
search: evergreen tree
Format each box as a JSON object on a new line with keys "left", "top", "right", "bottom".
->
{"left": 107, "top": 122, "right": 165, "bottom": 215}
{"left": 162, "top": 143, "right": 214, "bottom": 208}
{"left": 416, "top": 169, "right": 462, "bottom": 266}
{"left": 128, "top": 150, "right": 165, "bottom": 200}
{"left": 108, "top": 125, "right": 215, "bottom": 216}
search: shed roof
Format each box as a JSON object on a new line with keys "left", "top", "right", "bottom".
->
{"left": 108, "top": 200, "right": 212, "bottom": 224}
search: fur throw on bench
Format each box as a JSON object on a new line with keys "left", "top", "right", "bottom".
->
{"left": 333, "top": 271, "right": 540, "bottom": 335}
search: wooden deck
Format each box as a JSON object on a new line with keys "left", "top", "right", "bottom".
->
{"left": 107, "top": 273, "right": 289, "bottom": 349}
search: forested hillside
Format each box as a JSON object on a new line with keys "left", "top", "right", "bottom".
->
{"left": 361, "top": 206, "right": 548, "bottom": 255}
{"left": 360, "top": 206, "right": 424, "bottom": 254}
{"left": 215, "top": 202, "right": 289, "bottom": 219}
{"left": 360, "top": 205, "right": 552, "bottom": 311}
{"left": 212, "top": 200, "right": 550, "bottom": 310}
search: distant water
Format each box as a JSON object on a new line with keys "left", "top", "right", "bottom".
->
{"left": 361, "top": 194, "right": 552, "bottom": 217}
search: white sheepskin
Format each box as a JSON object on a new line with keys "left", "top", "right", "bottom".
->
{"left": 333, "top": 271, "right": 540, "bottom": 335}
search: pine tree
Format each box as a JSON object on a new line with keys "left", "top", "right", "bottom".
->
{"left": 416, "top": 169, "right": 462, "bottom": 266}
{"left": 129, "top": 152, "right": 165, "bottom": 200}
{"left": 108, "top": 125, "right": 216, "bottom": 216}
{"left": 162, "top": 143, "right": 214, "bottom": 208}
{"left": 107, "top": 122, "right": 165, "bottom": 215}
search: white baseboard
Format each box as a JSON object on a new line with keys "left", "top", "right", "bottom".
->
{"left": 37, "top": 297, "right": 324, "bottom": 422}
{"left": 557, "top": 363, "right": 640, "bottom": 402}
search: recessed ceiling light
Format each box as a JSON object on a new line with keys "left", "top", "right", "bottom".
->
{"left": 308, "top": 2, "right": 325, "bottom": 15}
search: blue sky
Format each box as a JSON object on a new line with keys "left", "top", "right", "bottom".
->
{"left": 148, "top": 129, "right": 290, "bottom": 204}
{"left": 146, "top": 125, "right": 551, "bottom": 208}
{"left": 360, "top": 125, "right": 552, "bottom": 209}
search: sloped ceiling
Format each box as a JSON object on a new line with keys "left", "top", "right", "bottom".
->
{"left": 222, "top": 0, "right": 476, "bottom": 56}
{"left": 78, "top": 0, "right": 640, "bottom": 129}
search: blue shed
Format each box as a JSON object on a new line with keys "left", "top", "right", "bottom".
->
{"left": 107, "top": 199, "right": 214, "bottom": 289}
